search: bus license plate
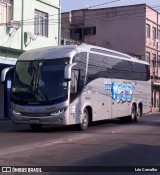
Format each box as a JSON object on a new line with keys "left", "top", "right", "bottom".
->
{"left": 30, "top": 119, "right": 40, "bottom": 124}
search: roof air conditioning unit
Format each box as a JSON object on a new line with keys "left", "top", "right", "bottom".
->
{"left": 7, "top": 20, "right": 21, "bottom": 29}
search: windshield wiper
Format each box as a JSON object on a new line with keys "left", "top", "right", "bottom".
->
{"left": 34, "top": 63, "right": 49, "bottom": 101}
{"left": 35, "top": 85, "right": 49, "bottom": 101}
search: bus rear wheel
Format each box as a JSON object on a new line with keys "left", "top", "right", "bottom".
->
{"left": 30, "top": 124, "right": 43, "bottom": 131}
{"left": 135, "top": 105, "right": 142, "bottom": 122}
{"left": 130, "top": 104, "right": 137, "bottom": 122}
{"left": 121, "top": 104, "right": 137, "bottom": 123}
{"left": 77, "top": 108, "right": 89, "bottom": 131}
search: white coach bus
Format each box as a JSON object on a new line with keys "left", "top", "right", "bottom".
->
{"left": 10, "top": 44, "right": 151, "bottom": 131}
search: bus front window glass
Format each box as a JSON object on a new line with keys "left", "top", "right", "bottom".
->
{"left": 11, "top": 58, "right": 69, "bottom": 105}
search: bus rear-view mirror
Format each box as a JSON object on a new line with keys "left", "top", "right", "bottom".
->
{"left": 64, "top": 63, "right": 77, "bottom": 81}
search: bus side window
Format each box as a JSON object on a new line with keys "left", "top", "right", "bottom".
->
{"left": 70, "top": 70, "right": 79, "bottom": 93}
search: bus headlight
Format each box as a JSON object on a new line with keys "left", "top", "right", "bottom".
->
{"left": 50, "top": 108, "right": 65, "bottom": 116}
{"left": 12, "top": 108, "right": 21, "bottom": 115}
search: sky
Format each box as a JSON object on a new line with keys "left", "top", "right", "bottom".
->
{"left": 61, "top": 0, "right": 160, "bottom": 12}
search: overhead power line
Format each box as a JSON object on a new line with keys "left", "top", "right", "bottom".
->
{"left": 86, "top": 0, "right": 121, "bottom": 9}
{"left": 25, "top": 4, "right": 160, "bottom": 26}
{"left": 20, "top": 5, "right": 160, "bottom": 27}
{"left": 1, "top": 3, "right": 160, "bottom": 27}
{"left": 21, "top": 0, "right": 122, "bottom": 24}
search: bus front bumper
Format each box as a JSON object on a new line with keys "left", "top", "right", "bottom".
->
{"left": 11, "top": 113, "right": 66, "bottom": 125}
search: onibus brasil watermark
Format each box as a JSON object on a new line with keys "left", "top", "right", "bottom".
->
{"left": 1, "top": 167, "right": 42, "bottom": 173}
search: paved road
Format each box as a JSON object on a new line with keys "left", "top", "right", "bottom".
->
{"left": 0, "top": 112, "right": 160, "bottom": 175}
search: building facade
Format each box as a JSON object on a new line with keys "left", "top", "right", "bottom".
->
{"left": 61, "top": 4, "right": 160, "bottom": 111}
{"left": 0, "top": 0, "right": 61, "bottom": 60}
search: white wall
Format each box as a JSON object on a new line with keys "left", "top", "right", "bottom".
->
{"left": 0, "top": 0, "right": 61, "bottom": 53}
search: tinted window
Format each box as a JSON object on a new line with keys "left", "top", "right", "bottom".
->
{"left": 104, "top": 57, "right": 131, "bottom": 80}
{"left": 87, "top": 53, "right": 150, "bottom": 82}
{"left": 11, "top": 58, "right": 69, "bottom": 105}
{"left": 87, "top": 53, "right": 106, "bottom": 82}
{"left": 132, "top": 62, "right": 150, "bottom": 81}
{"left": 73, "top": 52, "right": 87, "bottom": 90}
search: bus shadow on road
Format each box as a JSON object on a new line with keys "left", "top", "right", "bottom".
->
{"left": 49, "top": 143, "right": 160, "bottom": 175}
{"left": 0, "top": 117, "right": 125, "bottom": 133}
{"left": 71, "top": 142, "right": 160, "bottom": 166}
{"left": 0, "top": 115, "right": 160, "bottom": 133}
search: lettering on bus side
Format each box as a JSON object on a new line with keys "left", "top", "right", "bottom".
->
{"left": 104, "top": 79, "right": 135, "bottom": 103}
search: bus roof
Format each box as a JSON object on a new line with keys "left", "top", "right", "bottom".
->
{"left": 18, "top": 44, "right": 149, "bottom": 65}
{"left": 18, "top": 45, "right": 79, "bottom": 61}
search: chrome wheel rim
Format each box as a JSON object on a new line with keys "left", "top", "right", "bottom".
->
{"left": 83, "top": 112, "right": 88, "bottom": 127}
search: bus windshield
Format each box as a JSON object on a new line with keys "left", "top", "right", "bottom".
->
{"left": 11, "top": 58, "right": 69, "bottom": 105}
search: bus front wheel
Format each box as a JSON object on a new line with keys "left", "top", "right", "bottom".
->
{"left": 77, "top": 108, "right": 89, "bottom": 131}
{"left": 30, "top": 124, "right": 43, "bottom": 131}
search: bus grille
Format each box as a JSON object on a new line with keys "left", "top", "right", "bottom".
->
{"left": 21, "top": 112, "right": 50, "bottom": 117}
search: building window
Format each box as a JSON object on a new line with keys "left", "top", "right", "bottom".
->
{"left": 146, "top": 24, "right": 150, "bottom": 38}
{"left": 70, "top": 26, "right": 96, "bottom": 41}
{"left": 70, "top": 28, "right": 83, "bottom": 41}
{"left": 152, "top": 54, "right": 156, "bottom": 67}
{"left": 152, "top": 27, "right": 156, "bottom": 40}
{"left": 146, "top": 52, "right": 150, "bottom": 63}
{"left": 0, "top": 0, "right": 13, "bottom": 24}
{"left": 34, "top": 9, "right": 48, "bottom": 37}
{"left": 158, "top": 30, "right": 160, "bottom": 41}
{"left": 84, "top": 27, "right": 96, "bottom": 35}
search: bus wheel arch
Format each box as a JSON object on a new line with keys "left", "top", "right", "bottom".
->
{"left": 77, "top": 106, "right": 92, "bottom": 131}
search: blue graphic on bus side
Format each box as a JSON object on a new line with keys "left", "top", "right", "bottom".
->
{"left": 105, "top": 79, "right": 135, "bottom": 103}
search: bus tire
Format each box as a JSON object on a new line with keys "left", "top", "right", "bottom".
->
{"left": 77, "top": 108, "right": 89, "bottom": 131}
{"left": 30, "top": 124, "right": 43, "bottom": 131}
{"left": 130, "top": 104, "right": 137, "bottom": 122}
{"left": 135, "top": 105, "right": 142, "bottom": 122}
